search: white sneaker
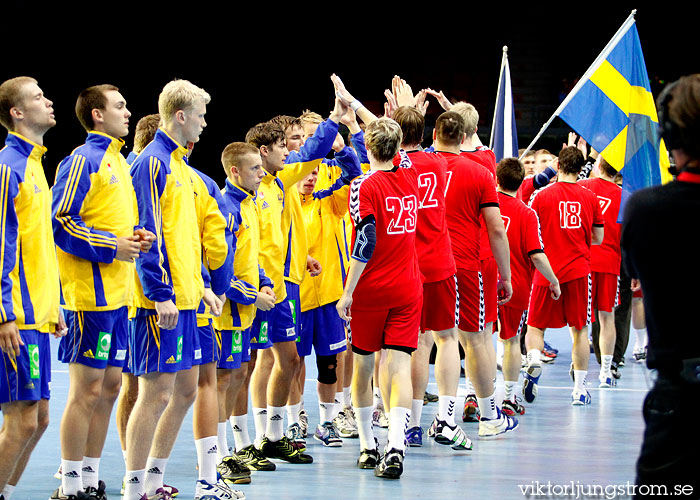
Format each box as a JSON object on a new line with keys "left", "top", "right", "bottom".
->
{"left": 194, "top": 479, "right": 245, "bottom": 500}
{"left": 478, "top": 407, "right": 519, "bottom": 439}
{"left": 571, "top": 388, "right": 592, "bottom": 405}
{"left": 429, "top": 417, "right": 473, "bottom": 450}
{"left": 372, "top": 406, "right": 389, "bottom": 428}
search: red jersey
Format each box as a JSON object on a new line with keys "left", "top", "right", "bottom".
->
{"left": 462, "top": 148, "right": 497, "bottom": 261}
{"left": 442, "top": 152, "right": 499, "bottom": 272}
{"left": 498, "top": 192, "right": 544, "bottom": 310}
{"left": 394, "top": 150, "right": 455, "bottom": 283}
{"left": 349, "top": 155, "right": 422, "bottom": 310}
{"left": 528, "top": 181, "right": 604, "bottom": 286}
{"left": 578, "top": 177, "right": 622, "bottom": 275}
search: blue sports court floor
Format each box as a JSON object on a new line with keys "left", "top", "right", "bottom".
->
{"left": 5, "top": 325, "right": 651, "bottom": 499}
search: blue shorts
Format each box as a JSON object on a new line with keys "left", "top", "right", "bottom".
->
{"left": 217, "top": 328, "right": 251, "bottom": 369}
{"left": 129, "top": 309, "right": 199, "bottom": 376}
{"left": 267, "top": 281, "right": 300, "bottom": 345}
{"left": 1, "top": 329, "right": 51, "bottom": 405}
{"left": 298, "top": 302, "right": 348, "bottom": 357}
{"left": 250, "top": 310, "right": 272, "bottom": 350}
{"left": 196, "top": 319, "right": 220, "bottom": 365}
{"left": 59, "top": 307, "right": 129, "bottom": 369}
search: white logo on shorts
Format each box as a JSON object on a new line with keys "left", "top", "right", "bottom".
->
{"left": 194, "top": 349, "right": 202, "bottom": 360}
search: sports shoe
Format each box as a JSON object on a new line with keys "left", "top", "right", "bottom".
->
{"left": 194, "top": 479, "right": 245, "bottom": 500}
{"left": 49, "top": 486, "right": 92, "bottom": 500}
{"left": 405, "top": 426, "right": 423, "bottom": 447}
{"left": 543, "top": 340, "right": 558, "bottom": 355}
{"left": 236, "top": 444, "right": 276, "bottom": 471}
{"left": 633, "top": 346, "right": 647, "bottom": 363}
{"left": 161, "top": 484, "right": 179, "bottom": 498}
{"left": 314, "top": 422, "right": 343, "bottom": 447}
{"left": 428, "top": 417, "right": 473, "bottom": 450}
{"left": 298, "top": 409, "right": 309, "bottom": 437}
{"left": 54, "top": 464, "right": 62, "bottom": 480}
{"left": 501, "top": 396, "right": 526, "bottom": 416}
{"left": 285, "top": 422, "right": 306, "bottom": 450}
{"left": 333, "top": 410, "right": 359, "bottom": 438}
{"left": 259, "top": 436, "right": 313, "bottom": 464}
{"left": 357, "top": 440, "right": 380, "bottom": 469}
{"left": 522, "top": 364, "right": 542, "bottom": 403}
{"left": 462, "top": 394, "right": 480, "bottom": 422}
{"left": 571, "top": 388, "right": 592, "bottom": 405}
{"left": 217, "top": 455, "right": 251, "bottom": 484}
{"left": 478, "top": 407, "right": 519, "bottom": 439}
{"left": 598, "top": 374, "right": 616, "bottom": 388}
{"left": 372, "top": 406, "right": 389, "bottom": 428}
{"left": 374, "top": 448, "right": 404, "bottom": 479}
{"left": 423, "top": 391, "right": 438, "bottom": 404}
{"left": 84, "top": 480, "right": 107, "bottom": 500}
{"left": 610, "top": 361, "right": 622, "bottom": 380}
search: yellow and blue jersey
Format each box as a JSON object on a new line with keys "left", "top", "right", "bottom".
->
{"left": 0, "top": 132, "right": 60, "bottom": 331}
{"left": 215, "top": 179, "right": 272, "bottom": 331}
{"left": 51, "top": 131, "right": 138, "bottom": 311}
{"left": 129, "top": 129, "right": 203, "bottom": 311}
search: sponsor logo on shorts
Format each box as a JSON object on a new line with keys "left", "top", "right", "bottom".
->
{"left": 194, "top": 349, "right": 202, "bottom": 360}
{"left": 166, "top": 356, "right": 177, "bottom": 364}
{"left": 28, "top": 344, "right": 40, "bottom": 379}
{"left": 24, "top": 382, "right": 35, "bottom": 390}
{"left": 96, "top": 331, "right": 112, "bottom": 361}
{"left": 226, "top": 355, "right": 234, "bottom": 362}
{"left": 115, "top": 349, "right": 127, "bottom": 361}
{"left": 259, "top": 321, "right": 268, "bottom": 343}
{"left": 176, "top": 335, "right": 183, "bottom": 362}
{"left": 83, "top": 349, "right": 95, "bottom": 359}
{"left": 329, "top": 339, "right": 347, "bottom": 351}
{"left": 232, "top": 331, "right": 242, "bottom": 353}
{"left": 286, "top": 327, "right": 296, "bottom": 338}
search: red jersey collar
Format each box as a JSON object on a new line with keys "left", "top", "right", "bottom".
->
{"left": 677, "top": 171, "right": 700, "bottom": 184}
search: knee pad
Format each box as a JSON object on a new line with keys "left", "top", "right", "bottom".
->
{"left": 316, "top": 354, "right": 338, "bottom": 385}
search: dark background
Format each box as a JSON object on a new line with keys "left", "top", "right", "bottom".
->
{"left": 2, "top": 3, "right": 693, "bottom": 184}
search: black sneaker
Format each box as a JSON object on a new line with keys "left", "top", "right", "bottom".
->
{"left": 236, "top": 444, "right": 276, "bottom": 471}
{"left": 374, "top": 448, "right": 404, "bottom": 479}
{"left": 423, "top": 391, "right": 438, "bottom": 405}
{"left": 217, "top": 455, "right": 252, "bottom": 484}
{"left": 357, "top": 447, "right": 380, "bottom": 469}
{"left": 84, "top": 480, "right": 107, "bottom": 500}
{"left": 49, "top": 486, "right": 92, "bottom": 500}
{"left": 260, "top": 436, "right": 313, "bottom": 464}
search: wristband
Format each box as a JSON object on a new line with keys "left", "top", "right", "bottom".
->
{"left": 350, "top": 100, "right": 363, "bottom": 112}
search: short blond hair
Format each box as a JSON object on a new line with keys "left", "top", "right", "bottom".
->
{"left": 221, "top": 142, "right": 260, "bottom": 178}
{"left": 158, "top": 79, "right": 210, "bottom": 124}
{"left": 451, "top": 102, "right": 479, "bottom": 137}
{"left": 0, "top": 76, "right": 37, "bottom": 131}
{"left": 300, "top": 109, "right": 323, "bottom": 126}
{"left": 365, "top": 117, "right": 402, "bottom": 163}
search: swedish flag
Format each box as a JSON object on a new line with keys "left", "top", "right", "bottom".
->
{"left": 556, "top": 12, "right": 672, "bottom": 219}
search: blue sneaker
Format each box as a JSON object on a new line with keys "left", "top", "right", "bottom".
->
{"left": 543, "top": 340, "right": 558, "bottom": 354}
{"left": 571, "top": 389, "right": 592, "bottom": 405}
{"left": 478, "top": 407, "right": 518, "bottom": 439}
{"left": 598, "top": 375, "right": 616, "bottom": 388}
{"left": 522, "top": 364, "right": 542, "bottom": 403}
{"left": 405, "top": 426, "right": 423, "bottom": 447}
{"left": 314, "top": 422, "right": 343, "bottom": 447}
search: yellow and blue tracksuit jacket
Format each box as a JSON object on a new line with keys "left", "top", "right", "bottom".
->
{"left": 129, "top": 129, "right": 203, "bottom": 311}
{"left": 299, "top": 146, "right": 362, "bottom": 312}
{"left": 339, "top": 132, "right": 370, "bottom": 271}
{"left": 214, "top": 179, "right": 273, "bottom": 331}
{"left": 51, "top": 131, "right": 138, "bottom": 311}
{"left": 259, "top": 119, "right": 339, "bottom": 301}
{"left": 0, "top": 132, "right": 60, "bottom": 331}
{"left": 190, "top": 167, "right": 234, "bottom": 326}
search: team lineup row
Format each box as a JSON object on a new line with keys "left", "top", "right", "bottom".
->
{"left": 0, "top": 73, "right": 633, "bottom": 500}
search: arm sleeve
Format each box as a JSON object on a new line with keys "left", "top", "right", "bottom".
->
{"left": 533, "top": 166, "right": 557, "bottom": 189}
{"left": 52, "top": 154, "right": 118, "bottom": 263}
{"left": 0, "top": 165, "right": 19, "bottom": 323}
{"left": 350, "top": 131, "right": 370, "bottom": 168}
{"left": 259, "top": 265, "right": 273, "bottom": 290}
{"left": 279, "top": 119, "right": 339, "bottom": 187}
{"left": 351, "top": 215, "right": 376, "bottom": 263}
{"left": 131, "top": 155, "right": 174, "bottom": 303}
{"left": 199, "top": 182, "right": 234, "bottom": 296}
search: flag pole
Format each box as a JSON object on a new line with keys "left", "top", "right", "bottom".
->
{"left": 518, "top": 9, "right": 638, "bottom": 159}
{"left": 489, "top": 46, "right": 509, "bottom": 150}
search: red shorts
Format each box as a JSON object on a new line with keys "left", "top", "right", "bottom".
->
{"left": 349, "top": 296, "right": 422, "bottom": 353}
{"left": 420, "top": 275, "right": 458, "bottom": 333}
{"left": 633, "top": 288, "right": 643, "bottom": 299}
{"left": 481, "top": 257, "right": 498, "bottom": 325}
{"left": 456, "top": 269, "right": 485, "bottom": 333}
{"left": 591, "top": 272, "right": 620, "bottom": 313}
{"left": 527, "top": 275, "right": 592, "bottom": 331}
{"left": 498, "top": 305, "right": 527, "bottom": 340}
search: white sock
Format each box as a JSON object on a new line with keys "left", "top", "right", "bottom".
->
{"left": 601, "top": 355, "right": 613, "bottom": 377}
{"left": 266, "top": 405, "right": 285, "bottom": 442}
{"left": 252, "top": 407, "right": 267, "bottom": 447}
{"left": 634, "top": 328, "right": 648, "bottom": 349}
{"left": 286, "top": 402, "right": 301, "bottom": 426}
{"left": 2, "top": 484, "right": 15, "bottom": 500}
{"left": 121, "top": 448, "right": 128, "bottom": 466}
{"left": 407, "top": 398, "right": 423, "bottom": 428}
{"left": 438, "top": 395, "right": 456, "bottom": 426}
{"left": 504, "top": 381, "right": 516, "bottom": 402}
{"left": 82, "top": 456, "right": 100, "bottom": 490}
{"left": 526, "top": 349, "right": 541, "bottom": 366}
{"left": 387, "top": 406, "right": 410, "bottom": 452}
{"left": 195, "top": 436, "right": 218, "bottom": 484}
{"left": 123, "top": 469, "right": 145, "bottom": 500}
{"left": 217, "top": 422, "right": 229, "bottom": 461}
{"left": 319, "top": 401, "right": 335, "bottom": 424}
{"left": 465, "top": 377, "right": 475, "bottom": 396}
{"left": 373, "top": 386, "right": 382, "bottom": 409}
{"left": 144, "top": 457, "right": 168, "bottom": 496}
{"left": 333, "top": 393, "right": 343, "bottom": 418}
{"left": 342, "top": 386, "right": 352, "bottom": 407}
{"left": 60, "top": 459, "right": 82, "bottom": 496}
{"left": 574, "top": 370, "right": 587, "bottom": 392}
{"left": 356, "top": 406, "right": 375, "bottom": 451}
{"left": 477, "top": 393, "right": 498, "bottom": 420}
{"left": 230, "top": 415, "right": 252, "bottom": 452}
